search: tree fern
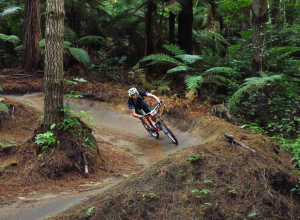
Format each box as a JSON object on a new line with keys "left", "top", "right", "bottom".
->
{"left": 140, "top": 53, "right": 185, "bottom": 66}
{"left": 69, "top": 47, "right": 91, "bottom": 66}
{"left": 64, "top": 27, "right": 77, "bottom": 42}
{"left": 0, "top": 6, "right": 23, "bottom": 19}
{"left": 185, "top": 67, "right": 235, "bottom": 93}
{"left": 176, "top": 54, "right": 202, "bottom": 64}
{"left": 0, "top": 33, "right": 20, "bottom": 45}
{"left": 163, "top": 44, "right": 185, "bottom": 56}
{"left": 165, "top": 2, "right": 182, "bottom": 15}
{"left": 185, "top": 75, "right": 204, "bottom": 93}
{"left": 229, "top": 73, "right": 284, "bottom": 109}
{"left": 77, "top": 35, "right": 106, "bottom": 45}
{"left": 167, "top": 66, "right": 190, "bottom": 74}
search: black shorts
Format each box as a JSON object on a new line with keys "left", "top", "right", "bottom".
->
{"left": 135, "top": 100, "right": 152, "bottom": 115}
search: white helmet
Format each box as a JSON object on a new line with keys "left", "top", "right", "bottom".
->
{"left": 128, "top": 87, "right": 138, "bottom": 96}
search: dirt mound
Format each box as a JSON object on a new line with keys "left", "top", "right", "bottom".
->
{"left": 52, "top": 119, "right": 300, "bottom": 220}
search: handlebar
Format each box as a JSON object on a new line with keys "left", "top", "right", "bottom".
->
{"left": 144, "top": 103, "right": 162, "bottom": 117}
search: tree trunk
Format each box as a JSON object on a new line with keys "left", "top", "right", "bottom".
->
{"left": 251, "top": 0, "right": 268, "bottom": 76}
{"left": 270, "top": 0, "right": 279, "bottom": 25}
{"left": 285, "top": 0, "right": 296, "bottom": 26}
{"left": 145, "top": 2, "right": 157, "bottom": 81}
{"left": 44, "top": 0, "right": 65, "bottom": 132}
{"left": 169, "top": 12, "right": 175, "bottom": 44}
{"left": 20, "top": 0, "right": 42, "bottom": 72}
{"left": 240, "top": 6, "right": 251, "bottom": 31}
{"left": 178, "top": 0, "right": 193, "bottom": 54}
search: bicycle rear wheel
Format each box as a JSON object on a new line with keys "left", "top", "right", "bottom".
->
{"left": 157, "top": 120, "right": 178, "bottom": 145}
{"left": 142, "top": 122, "right": 159, "bottom": 138}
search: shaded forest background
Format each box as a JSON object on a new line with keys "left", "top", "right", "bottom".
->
{"left": 0, "top": 0, "right": 300, "bottom": 159}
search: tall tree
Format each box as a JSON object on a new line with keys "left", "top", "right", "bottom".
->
{"left": 44, "top": 0, "right": 65, "bottom": 132}
{"left": 20, "top": 0, "right": 42, "bottom": 72}
{"left": 251, "top": 0, "right": 268, "bottom": 76}
{"left": 145, "top": 1, "right": 157, "bottom": 80}
{"left": 178, "top": 0, "right": 193, "bottom": 54}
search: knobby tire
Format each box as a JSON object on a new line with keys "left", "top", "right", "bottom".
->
{"left": 158, "top": 120, "right": 178, "bottom": 145}
{"left": 142, "top": 119, "right": 159, "bottom": 138}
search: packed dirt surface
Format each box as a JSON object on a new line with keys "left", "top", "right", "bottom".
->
{"left": 1, "top": 73, "right": 300, "bottom": 220}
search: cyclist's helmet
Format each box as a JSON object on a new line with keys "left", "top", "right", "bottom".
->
{"left": 128, "top": 87, "right": 138, "bottom": 97}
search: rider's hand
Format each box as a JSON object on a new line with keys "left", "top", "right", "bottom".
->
{"left": 158, "top": 100, "right": 162, "bottom": 105}
{"left": 138, "top": 115, "right": 144, "bottom": 120}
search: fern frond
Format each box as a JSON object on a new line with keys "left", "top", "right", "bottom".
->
{"left": 185, "top": 75, "right": 204, "bottom": 93}
{"left": 165, "top": 2, "right": 182, "bottom": 15}
{"left": 69, "top": 48, "right": 91, "bottom": 66}
{"left": 266, "top": 46, "right": 300, "bottom": 61}
{"left": 14, "top": 45, "right": 23, "bottom": 51}
{"left": 203, "top": 75, "right": 229, "bottom": 85}
{"left": 176, "top": 54, "right": 202, "bottom": 64}
{"left": 163, "top": 44, "right": 185, "bottom": 56}
{"left": 203, "top": 67, "right": 237, "bottom": 76}
{"left": 140, "top": 53, "right": 185, "bottom": 66}
{"left": 63, "top": 41, "right": 72, "bottom": 49}
{"left": 0, "top": 102, "right": 8, "bottom": 113}
{"left": 0, "top": 33, "right": 20, "bottom": 45}
{"left": 0, "top": 6, "right": 23, "bottom": 19}
{"left": 64, "top": 27, "right": 77, "bottom": 42}
{"left": 77, "top": 35, "right": 106, "bottom": 45}
{"left": 167, "top": 66, "right": 189, "bottom": 74}
{"left": 229, "top": 74, "right": 284, "bottom": 109}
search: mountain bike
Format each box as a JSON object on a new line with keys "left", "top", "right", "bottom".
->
{"left": 141, "top": 103, "right": 178, "bottom": 145}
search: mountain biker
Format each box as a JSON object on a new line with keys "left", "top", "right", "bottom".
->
{"left": 127, "top": 87, "right": 162, "bottom": 132}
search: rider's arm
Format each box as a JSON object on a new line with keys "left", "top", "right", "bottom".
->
{"left": 131, "top": 108, "right": 140, "bottom": 118}
{"left": 146, "top": 93, "right": 160, "bottom": 102}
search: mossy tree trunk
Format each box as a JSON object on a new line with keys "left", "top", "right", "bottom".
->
{"left": 251, "top": 0, "right": 268, "bottom": 76}
{"left": 44, "top": 0, "right": 65, "bottom": 133}
{"left": 20, "top": 0, "right": 42, "bottom": 72}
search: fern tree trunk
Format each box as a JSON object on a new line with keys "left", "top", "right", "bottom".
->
{"left": 44, "top": 0, "right": 65, "bottom": 133}
{"left": 20, "top": 0, "right": 42, "bottom": 72}
{"left": 251, "top": 0, "right": 268, "bottom": 76}
{"left": 178, "top": 0, "right": 193, "bottom": 54}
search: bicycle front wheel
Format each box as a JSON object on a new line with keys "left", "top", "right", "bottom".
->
{"left": 157, "top": 120, "right": 178, "bottom": 145}
{"left": 142, "top": 121, "right": 159, "bottom": 138}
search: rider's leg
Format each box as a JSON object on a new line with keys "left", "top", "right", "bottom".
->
{"left": 136, "top": 107, "right": 153, "bottom": 131}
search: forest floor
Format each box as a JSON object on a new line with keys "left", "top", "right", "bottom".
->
{"left": 1, "top": 73, "right": 300, "bottom": 220}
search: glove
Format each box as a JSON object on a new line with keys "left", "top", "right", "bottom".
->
{"left": 157, "top": 100, "right": 162, "bottom": 105}
{"left": 138, "top": 115, "right": 145, "bottom": 120}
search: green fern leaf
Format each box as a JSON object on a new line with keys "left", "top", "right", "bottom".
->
{"left": 185, "top": 75, "right": 204, "bottom": 93}
{"left": 167, "top": 66, "right": 189, "bottom": 74}
{"left": 77, "top": 35, "right": 106, "bottom": 45}
{"left": 69, "top": 48, "right": 91, "bottom": 66}
{"left": 14, "top": 45, "right": 23, "bottom": 51}
{"left": 229, "top": 74, "right": 284, "bottom": 109}
{"left": 0, "top": 102, "right": 8, "bottom": 114}
{"left": 176, "top": 54, "right": 202, "bottom": 64}
{"left": 165, "top": 2, "right": 182, "bottom": 15}
{"left": 0, "top": 34, "right": 20, "bottom": 45}
{"left": 64, "top": 27, "right": 77, "bottom": 42}
{"left": 0, "top": 6, "right": 23, "bottom": 18}
{"left": 140, "top": 53, "right": 185, "bottom": 66}
{"left": 204, "top": 67, "right": 237, "bottom": 76}
{"left": 163, "top": 44, "right": 185, "bottom": 56}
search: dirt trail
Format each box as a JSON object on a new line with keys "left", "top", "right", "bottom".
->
{"left": 1, "top": 93, "right": 202, "bottom": 220}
